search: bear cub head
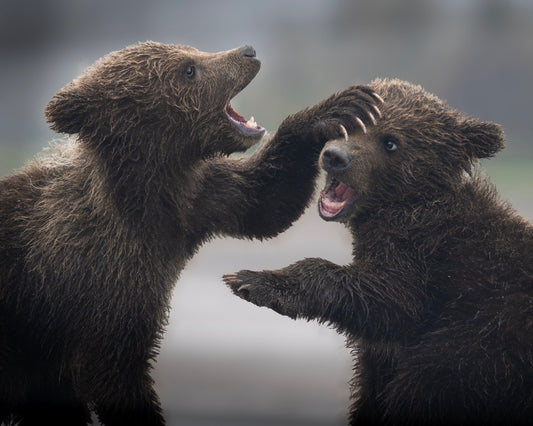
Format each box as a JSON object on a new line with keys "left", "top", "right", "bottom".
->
{"left": 318, "top": 78, "right": 505, "bottom": 222}
{"left": 45, "top": 41, "right": 265, "bottom": 161}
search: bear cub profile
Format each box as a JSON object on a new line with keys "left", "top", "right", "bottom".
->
{"left": 226, "top": 78, "right": 533, "bottom": 426}
{"left": 0, "top": 41, "right": 381, "bottom": 426}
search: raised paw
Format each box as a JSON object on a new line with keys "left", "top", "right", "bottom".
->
{"left": 311, "top": 85, "right": 384, "bottom": 142}
{"left": 223, "top": 270, "right": 300, "bottom": 319}
{"left": 223, "top": 272, "right": 257, "bottom": 298}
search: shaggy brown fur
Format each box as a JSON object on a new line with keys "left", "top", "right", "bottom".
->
{"left": 0, "top": 41, "right": 381, "bottom": 426}
{"left": 226, "top": 78, "right": 533, "bottom": 426}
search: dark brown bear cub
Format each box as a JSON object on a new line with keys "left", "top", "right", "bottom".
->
{"left": 0, "top": 41, "right": 381, "bottom": 426}
{"left": 226, "top": 78, "right": 533, "bottom": 426}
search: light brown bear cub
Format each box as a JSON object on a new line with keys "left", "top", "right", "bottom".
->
{"left": 0, "top": 42, "right": 381, "bottom": 426}
{"left": 226, "top": 78, "right": 533, "bottom": 426}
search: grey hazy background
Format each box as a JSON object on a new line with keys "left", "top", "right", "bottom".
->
{"left": 1, "top": 1, "right": 532, "bottom": 425}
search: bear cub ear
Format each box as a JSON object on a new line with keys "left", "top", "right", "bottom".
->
{"left": 460, "top": 118, "right": 505, "bottom": 159}
{"left": 45, "top": 82, "right": 91, "bottom": 135}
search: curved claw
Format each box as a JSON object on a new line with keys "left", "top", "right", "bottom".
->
{"left": 223, "top": 273, "right": 238, "bottom": 283}
{"left": 355, "top": 117, "right": 367, "bottom": 135}
{"left": 370, "top": 91, "right": 385, "bottom": 104}
{"left": 372, "top": 104, "right": 382, "bottom": 118}
{"left": 339, "top": 124, "right": 349, "bottom": 141}
{"left": 237, "top": 284, "right": 253, "bottom": 293}
{"left": 366, "top": 110, "right": 377, "bottom": 125}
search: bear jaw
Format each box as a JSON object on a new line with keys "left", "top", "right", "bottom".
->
{"left": 225, "top": 103, "right": 265, "bottom": 143}
{"left": 318, "top": 174, "right": 359, "bottom": 221}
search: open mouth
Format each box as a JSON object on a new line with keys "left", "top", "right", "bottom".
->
{"left": 226, "top": 103, "right": 265, "bottom": 139}
{"left": 319, "top": 175, "right": 358, "bottom": 220}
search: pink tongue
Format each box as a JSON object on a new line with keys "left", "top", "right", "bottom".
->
{"left": 335, "top": 182, "right": 356, "bottom": 200}
{"left": 227, "top": 104, "right": 245, "bottom": 122}
{"left": 320, "top": 182, "right": 357, "bottom": 218}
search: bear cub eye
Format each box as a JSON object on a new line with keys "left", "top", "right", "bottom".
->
{"left": 382, "top": 136, "right": 399, "bottom": 152}
{"left": 185, "top": 65, "right": 196, "bottom": 79}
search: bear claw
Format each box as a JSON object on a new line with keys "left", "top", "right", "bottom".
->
{"left": 370, "top": 91, "right": 385, "bottom": 104}
{"left": 237, "top": 284, "right": 252, "bottom": 293}
{"left": 223, "top": 273, "right": 239, "bottom": 284}
{"left": 355, "top": 117, "right": 367, "bottom": 135}
{"left": 372, "top": 104, "right": 382, "bottom": 118}
{"left": 339, "top": 124, "right": 349, "bottom": 141}
{"left": 366, "top": 110, "right": 377, "bottom": 125}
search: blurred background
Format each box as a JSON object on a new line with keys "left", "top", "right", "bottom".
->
{"left": 1, "top": 0, "right": 532, "bottom": 425}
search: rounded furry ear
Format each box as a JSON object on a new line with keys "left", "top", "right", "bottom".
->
{"left": 460, "top": 118, "right": 505, "bottom": 159}
{"left": 45, "top": 82, "right": 91, "bottom": 135}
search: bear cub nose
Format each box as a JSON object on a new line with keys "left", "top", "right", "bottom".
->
{"left": 321, "top": 145, "right": 351, "bottom": 173}
{"left": 240, "top": 45, "right": 257, "bottom": 58}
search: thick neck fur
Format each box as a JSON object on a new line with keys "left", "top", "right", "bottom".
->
{"left": 84, "top": 127, "right": 195, "bottom": 234}
{"left": 349, "top": 173, "right": 505, "bottom": 259}
{"left": 348, "top": 170, "right": 500, "bottom": 238}
{"left": 30, "top": 138, "right": 197, "bottom": 274}
{"left": 348, "top": 173, "right": 530, "bottom": 298}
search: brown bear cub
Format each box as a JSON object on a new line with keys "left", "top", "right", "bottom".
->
{"left": 226, "top": 78, "right": 533, "bottom": 426}
{"left": 0, "top": 42, "right": 381, "bottom": 426}
{"left": 0, "top": 42, "right": 380, "bottom": 426}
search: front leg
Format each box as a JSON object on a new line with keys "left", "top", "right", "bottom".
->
{"left": 94, "top": 378, "right": 164, "bottom": 426}
{"left": 224, "top": 257, "right": 427, "bottom": 338}
{"left": 90, "top": 356, "right": 165, "bottom": 426}
{"left": 275, "top": 85, "right": 383, "bottom": 147}
{"left": 224, "top": 258, "right": 353, "bottom": 325}
{"left": 187, "top": 86, "right": 383, "bottom": 241}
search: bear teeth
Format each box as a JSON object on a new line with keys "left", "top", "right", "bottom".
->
{"left": 245, "top": 116, "right": 256, "bottom": 128}
{"left": 226, "top": 104, "right": 263, "bottom": 135}
{"left": 322, "top": 199, "right": 346, "bottom": 214}
{"left": 319, "top": 175, "right": 358, "bottom": 220}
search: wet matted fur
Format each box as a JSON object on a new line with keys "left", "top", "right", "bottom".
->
{"left": 227, "top": 78, "right": 533, "bottom": 426}
{"left": 0, "top": 41, "right": 381, "bottom": 425}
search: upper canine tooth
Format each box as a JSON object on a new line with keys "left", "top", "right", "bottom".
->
{"left": 245, "top": 116, "right": 256, "bottom": 128}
